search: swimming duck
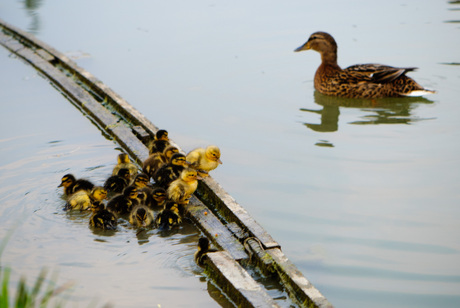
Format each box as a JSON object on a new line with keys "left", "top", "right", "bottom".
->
{"left": 186, "top": 146, "right": 222, "bottom": 177}
{"left": 149, "top": 187, "right": 167, "bottom": 209}
{"left": 89, "top": 203, "right": 118, "bottom": 230}
{"left": 65, "top": 186, "right": 107, "bottom": 211}
{"left": 58, "top": 174, "right": 94, "bottom": 196}
{"left": 112, "top": 153, "right": 138, "bottom": 177}
{"left": 167, "top": 168, "right": 199, "bottom": 205}
{"left": 154, "top": 202, "right": 182, "bottom": 230}
{"left": 142, "top": 145, "right": 179, "bottom": 179}
{"left": 148, "top": 129, "right": 170, "bottom": 154}
{"left": 194, "top": 237, "right": 218, "bottom": 266}
{"left": 104, "top": 168, "right": 130, "bottom": 194}
{"left": 106, "top": 185, "right": 140, "bottom": 215}
{"left": 131, "top": 173, "right": 155, "bottom": 206}
{"left": 153, "top": 153, "right": 188, "bottom": 188}
{"left": 129, "top": 205, "right": 155, "bottom": 228}
{"left": 294, "top": 32, "right": 435, "bottom": 98}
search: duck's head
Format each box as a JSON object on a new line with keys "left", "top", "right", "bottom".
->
{"left": 294, "top": 32, "right": 338, "bottom": 61}
{"left": 171, "top": 153, "right": 188, "bottom": 167}
{"left": 134, "top": 207, "right": 149, "bottom": 227}
{"left": 91, "top": 186, "right": 108, "bottom": 201}
{"left": 133, "top": 173, "right": 149, "bottom": 188}
{"left": 123, "top": 185, "right": 139, "bottom": 199}
{"left": 58, "top": 174, "right": 76, "bottom": 188}
{"left": 117, "top": 153, "right": 131, "bottom": 164}
{"left": 117, "top": 168, "right": 131, "bottom": 180}
{"left": 205, "top": 146, "right": 222, "bottom": 164}
{"left": 180, "top": 168, "right": 198, "bottom": 182}
{"left": 163, "top": 146, "right": 179, "bottom": 161}
{"left": 156, "top": 129, "right": 169, "bottom": 141}
{"left": 152, "top": 187, "right": 167, "bottom": 203}
{"left": 164, "top": 201, "right": 180, "bottom": 216}
{"left": 197, "top": 237, "right": 210, "bottom": 252}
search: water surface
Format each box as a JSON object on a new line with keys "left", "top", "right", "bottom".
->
{"left": 1, "top": 0, "right": 460, "bottom": 307}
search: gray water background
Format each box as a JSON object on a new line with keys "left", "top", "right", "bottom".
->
{"left": 1, "top": 0, "right": 460, "bottom": 307}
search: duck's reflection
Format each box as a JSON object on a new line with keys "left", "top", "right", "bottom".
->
{"left": 301, "top": 91, "right": 435, "bottom": 133}
{"left": 23, "top": 0, "right": 43, "bottom": 34}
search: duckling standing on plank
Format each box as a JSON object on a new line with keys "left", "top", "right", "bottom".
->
{"left": 112, "top": 153, "right": 138, "bottom": 177}
{"left": 148, "top": 129, "right": 170, "bottom": 154}
{"left": 65, "top": 186, "right": 107, "bottom": 211}
{"left": 106, "top": 185, "right": 140, "bottom": 215}
{"left": 194, "top": 237, "right": 218, "bottom": 266}
{"left": 143, "top": 145, "right": 179, "bottom": 179}
{"left": 186, "top": 145, "right": 222, "bottom": 177}
{"left": 153, "top": 153, "right": 188, "bottom": 188}
{"left": 294, "top": 31, "right": 435, "bottom": 98}
{"left": 167, "top": 168, "right": 199, "bottom": 205}
{"left": 129, "top": 205, "right": 155, "bottom": 228}
{"left": 104, "top": 168, "right": 130, "bottom": 194}
{"left": 58, "top": 174, "right": 94, "bottom": 196}
{"left": 89, "top": 203, "right": 118, "bottom": 230}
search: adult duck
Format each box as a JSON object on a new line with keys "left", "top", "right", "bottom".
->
{"left": 294, "top": 32, "right": 435, "bottom": 98}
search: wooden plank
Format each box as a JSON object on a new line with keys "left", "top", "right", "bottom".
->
{"left": 187, "top": 195, "right": 248, "bottom": 261}
{"left": 205, "top": 251, "right": 281, "bottom": 308}
{"left": 197, "top": 178, "right": 280, "bottom": 249}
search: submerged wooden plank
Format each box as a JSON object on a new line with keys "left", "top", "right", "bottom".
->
{"left": 205, "top": 251, "right": 280, "bottom": 308}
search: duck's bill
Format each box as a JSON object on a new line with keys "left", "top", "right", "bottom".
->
{"left": 294, "top": 42, "right": 309, "bottom": 52}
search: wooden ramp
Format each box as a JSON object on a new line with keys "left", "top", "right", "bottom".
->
{"left": 0, "top": 19, "right": 333, "bottom": 308}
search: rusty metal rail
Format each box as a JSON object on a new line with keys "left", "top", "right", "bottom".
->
{"left": 0, "top": 18, "right": 332, "bottom": 308}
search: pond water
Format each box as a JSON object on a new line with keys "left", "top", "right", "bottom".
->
{"left": 1, "top": 1, "right": 460, "bottom": 307}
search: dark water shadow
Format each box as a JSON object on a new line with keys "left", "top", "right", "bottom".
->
{"left": 301, "top": 91, "right": 435, "bottom": 134}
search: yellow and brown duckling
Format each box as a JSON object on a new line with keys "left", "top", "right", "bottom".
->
{"left": 106, "top": 185, "right": 140, "bottom": 215}
{"left": 148, "top": 129, "right": 170, "bottom": 154}
{"left": 129, "top": 205, "right": 155, "bottom": 228}
{"left": 186, "top": 146, "right": 222, "bottom": 177}
{"left": 104, "top": 168, "right": 130, "bottom": 194}
{"left": 65, "top": 186, "right": 107, "bottom": 211}
{"left": 153, "top": 153, "right": 188, "bottom": 188}
{"left": 131, "top": 173, "right": 155, "bottom": 206}
{"left": 58, "top": 174, "right": 95, "bottom": 197}
{"left": 89, "top": 202, "right": 118, "bottom": 230}
{"left": 166, "top": 168, "right": 199, "bottom": 205}
{"left": 194, "top": 237, "right": 218, "bottom": 266}
{"left": 143, "top": 145, "right": 179, "bottom": 179}
{"left": 294, "top": 32, "right": 435, "bottom": 98}
{"left": 148, "top": 187, "right": 167, "bottom": 209}
{"left": 154, "top": 202, "right": 182, "bottom": 230}
{"left": 112, "top": 153, "right": 138, "bottom": 177}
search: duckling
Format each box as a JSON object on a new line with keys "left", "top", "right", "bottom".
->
{"left": 65, "top": 186, "right": 107, "bottom": 211}
{"left": 154, "top": 203, "right": 182, "bottom": 230}
{"left": 106, "top": 185, "right": 140, "bottom": 215}
{"left": 166, "top": 168, "right": 198, "bottom": 205}
{"left": 186, "top": 146, "right": 222, "bottom": 177}
{"left": 143, "top": 145, "right": 179, "bottom": 179}
{"left": 89, "top": 203, "right": 118, "bottom": 230}
{"left": 149, "top": 187, "right": 167, "bottom": 209}
{"left": 153, "top": 153, "right": 188, "bottom": 188}
{"left": 104, "top": 168, "right": 130, "bottom": 194}
{"left": 148, "top": 129, "right": 170, "bottom": 154}
{"left": 294, "top": 32, "right": 435, "bottom": 98}
{"left": 131, "top": 173, "right": 155, "bottom": 206}
{"left": 194, "top": 237, "right": 218, "bottom": 266}
{"left": 129, "top": 205, "right": 155, "bottom": 228}
{"left": 58, "top": 174, "right": 94, "bottom": 196}
{"left": 112, "top": 153, "right": 138, "bottom": 177}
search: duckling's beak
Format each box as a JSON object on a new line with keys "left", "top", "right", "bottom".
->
{"left": 218, "top": 158, "right": 222, "bottom": 164}
{"left": 294, "top": 41, "right": 310, "bottom": 52}
{"left": 58, "top": 183, "right": 63, "bottom": 188}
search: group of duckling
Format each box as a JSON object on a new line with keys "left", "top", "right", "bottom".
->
{"left": 58, "top": 130, "right": 222, "bottom": 237}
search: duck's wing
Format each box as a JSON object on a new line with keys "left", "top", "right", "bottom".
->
{"left": 345, "top": 64, "right": 418, "bottom": 83}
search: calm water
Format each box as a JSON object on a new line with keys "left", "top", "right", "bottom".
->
{"left": 1, "top": 0, "right": 460, "bottom": 307}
